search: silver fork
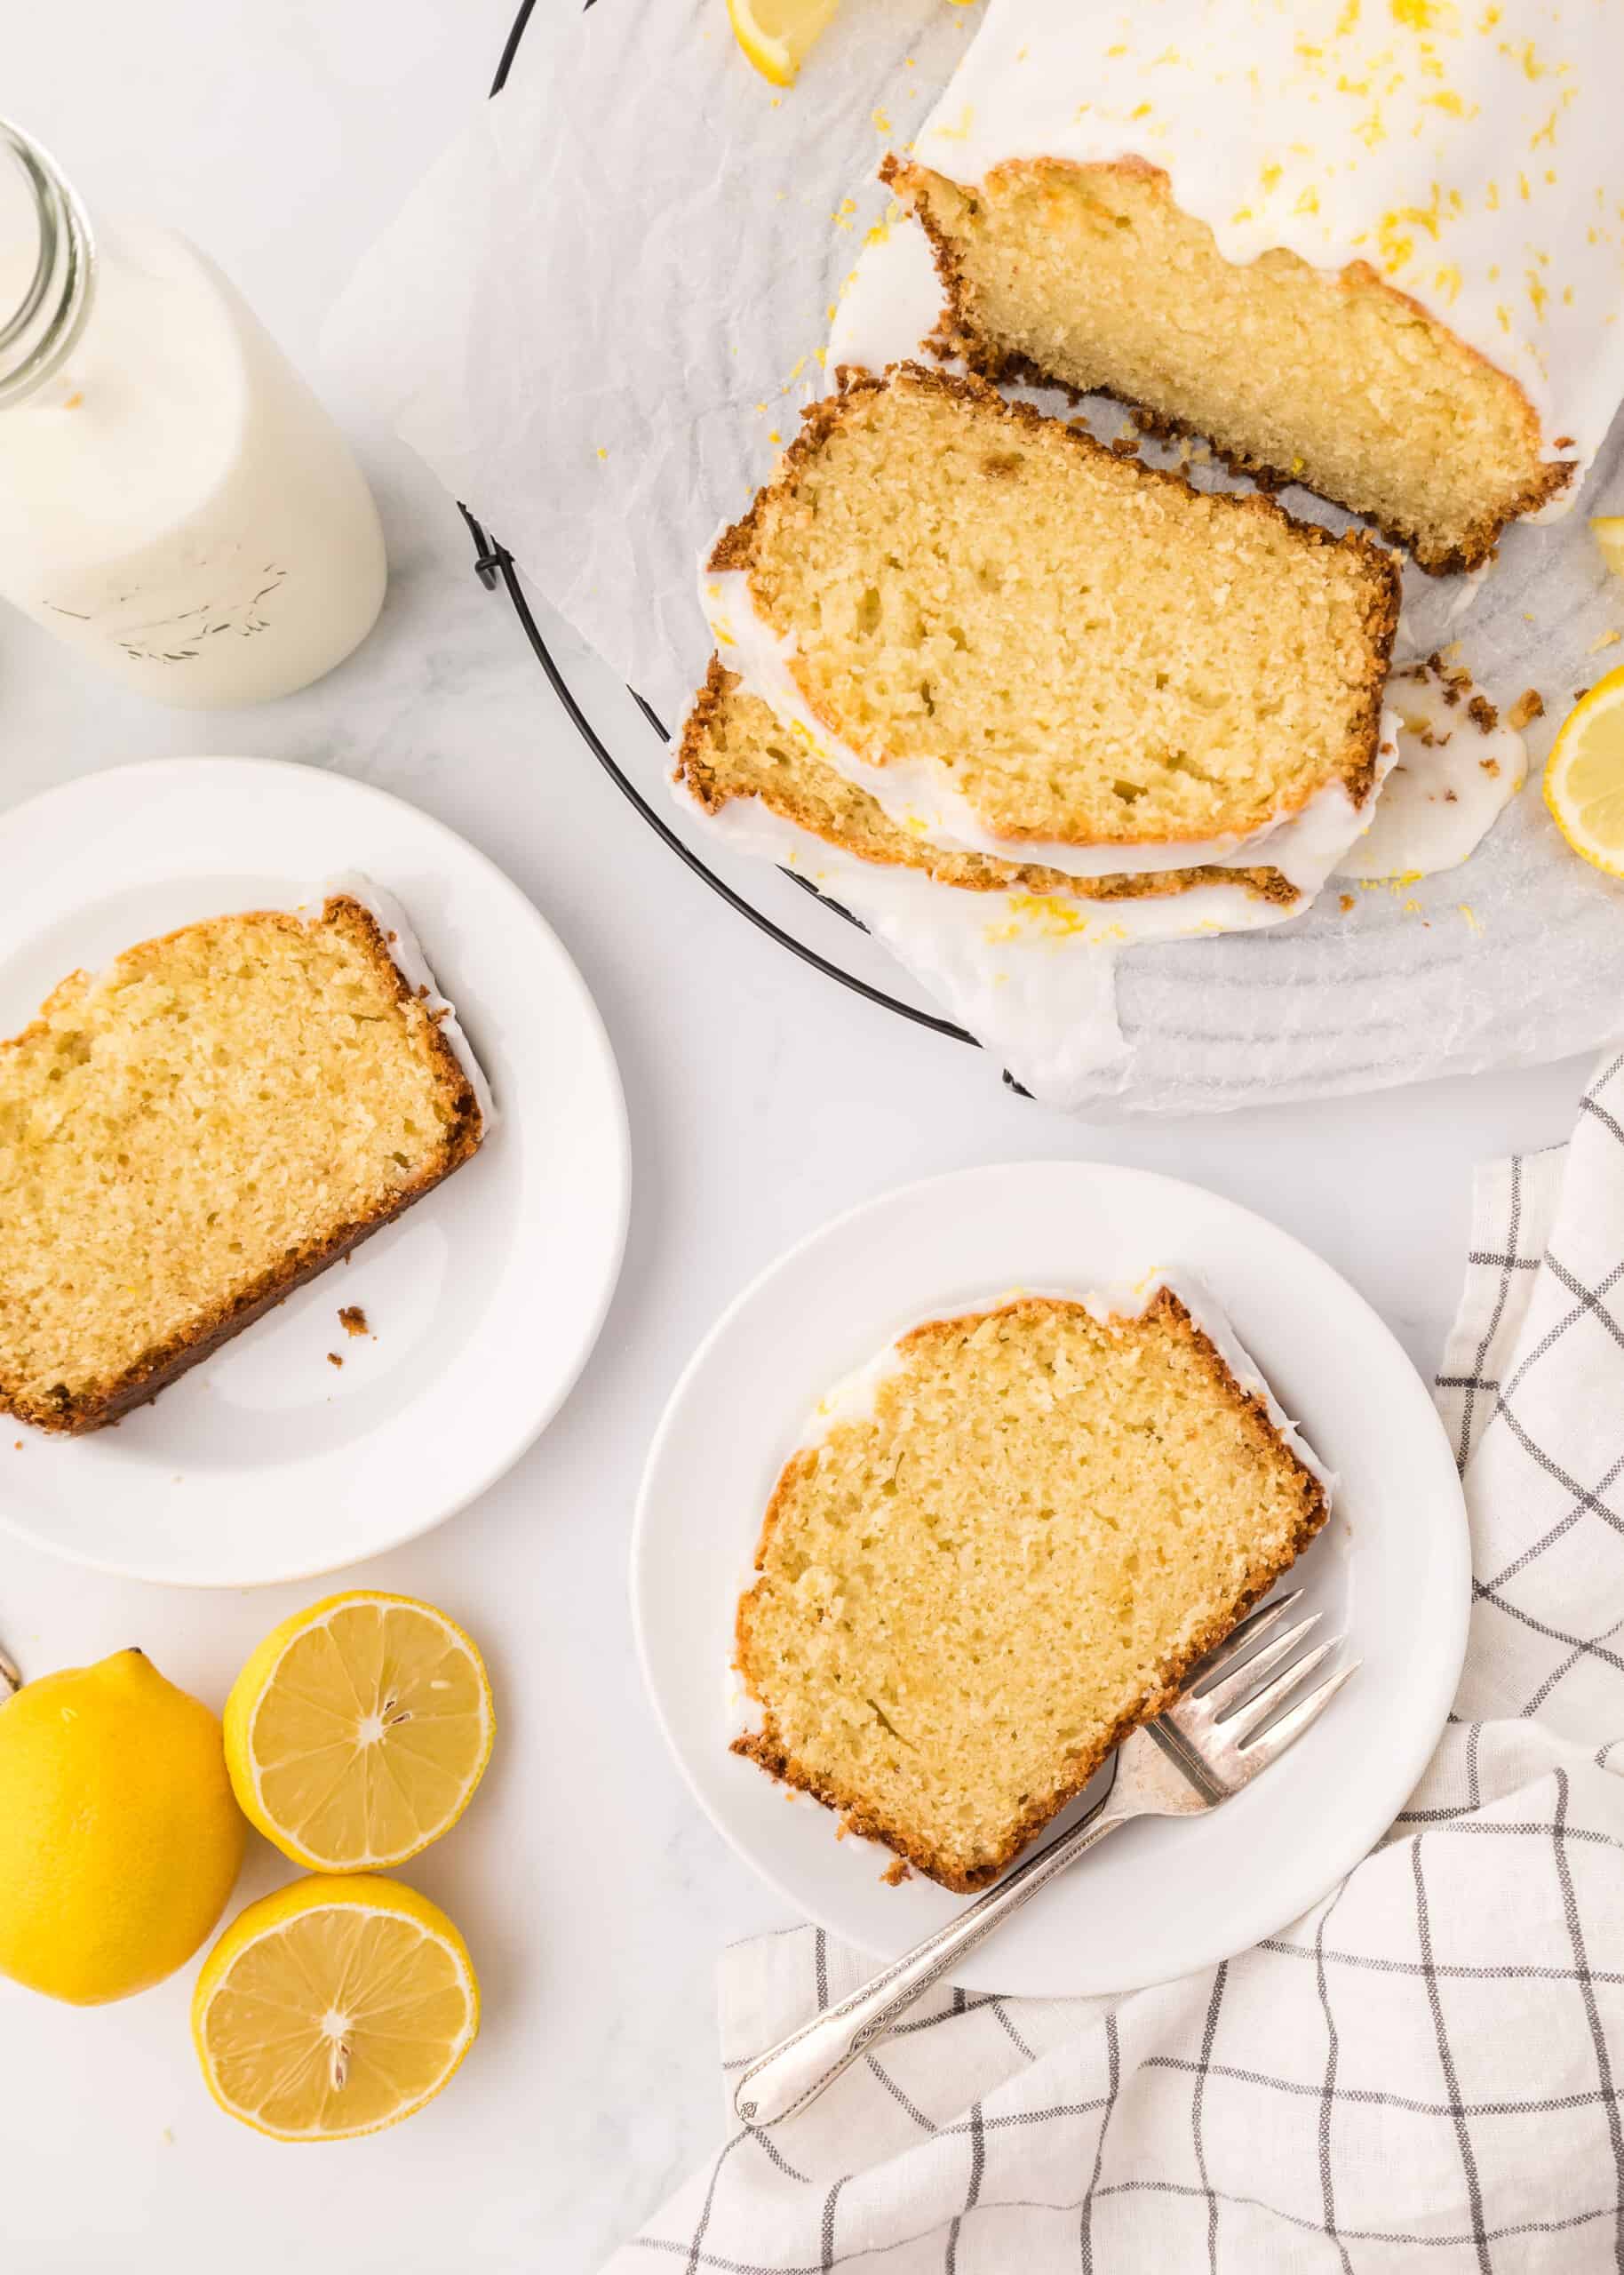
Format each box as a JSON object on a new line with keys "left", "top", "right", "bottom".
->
{"left": 733, "top": 1590, "right": 1356, "bottom": 2128}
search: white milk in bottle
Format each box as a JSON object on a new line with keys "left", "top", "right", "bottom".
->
{"left": 0, "top": 120, "right": 386, "bottom": 706}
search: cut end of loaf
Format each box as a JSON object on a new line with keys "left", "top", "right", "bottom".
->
{"left": 883, "top": 154, "right": 1572, "bottom": 575}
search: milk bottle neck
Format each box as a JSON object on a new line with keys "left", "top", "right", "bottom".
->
{"left": 0, "top": 120, "right": 97, "bottom": 409}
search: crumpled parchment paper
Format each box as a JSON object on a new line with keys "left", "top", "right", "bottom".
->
{"left": 327, "top": 0, "right": 1624, "bottom": 1114}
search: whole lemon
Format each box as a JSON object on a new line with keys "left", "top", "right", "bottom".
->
{"left": 0, "top": 1648, "right": 246, "bottom": 2004}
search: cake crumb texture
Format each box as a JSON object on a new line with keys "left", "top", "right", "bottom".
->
{"left": 733, "top": 1290, "right": 1327, "bottom": 1891}
{"left": 711, "top": 363, "right": 1397, "bottom": 851}
{"left": 0, "top": 897, "right": 482, "bottom": 1434}
{"left": 887, "top": 157, "right": 1568, "bottom": 574}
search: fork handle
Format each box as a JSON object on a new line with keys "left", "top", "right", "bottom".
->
{"left": 733, "top": 1779, "right": 1133, "bottom": 2129}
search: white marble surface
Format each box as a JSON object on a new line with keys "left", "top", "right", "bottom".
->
{"left": 0, "top": 7, "right": 1604, "bottom": 2271}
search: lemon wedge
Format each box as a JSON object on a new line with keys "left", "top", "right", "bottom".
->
{"left": 1544, "top": 665, "right": 1624, "bottom": 879}
{"left": 224, "top": 1592, "right": 493, "bottom": 1872}
{"left": 1593, "top": 516, "right": 1624, "bottom": 581}
{"left": 194, "top": 1875, "right": 478, "bottom": 2141}
{"left": 727, "top": 0, "right": 841, "bottom": 85}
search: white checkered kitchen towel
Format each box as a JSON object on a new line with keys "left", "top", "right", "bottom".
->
{"left": 611, "top": 1050, "right": 1624, "bottom": 2274}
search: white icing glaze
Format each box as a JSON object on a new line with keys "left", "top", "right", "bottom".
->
{"left": 702, "top": 564, "right": 1398, "bottom": 894}
{"left": 309, "top": 872, "right": 498, "bottom": 1134}
{"left": 671, "top": 753, "right": 1353, "bottom": 1105}
{"left": 910, "top": 0, "right": 1624, "bottom": 491}
{"left": 1334, "top": 659, "right": 1526, "bottom": 879}
{"left": 686, "top": 777, "right": 1130, "bottom": 1095}
{"left": 1150, "top": 1273, "right": 1337, "bottom": 1503}
{"left": 793, "top": 1335, "right": 911, "bottom": 1450}
{"left": 793, "top": 1270, "right": 1336, "bottom": 1504}
{"left": 827, "top": 219, "right": 948, "bottom": 378}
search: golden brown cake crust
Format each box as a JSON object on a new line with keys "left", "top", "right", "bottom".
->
{"left": 0, "top": 896, "right": 483, "bottom": 1436}
{"left": 730, "top": 1289, "right": 1329, "bottom": 1893}
{"left": 881, "top": 152, "right": 1572, "bottom": 577}
{"left": 706, "top": 360, "right": 1399, "bottom": 826}
{"left": 674, "top": 657, "right": 1300, "bottom": 908}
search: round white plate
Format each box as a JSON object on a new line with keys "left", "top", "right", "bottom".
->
{"left": 633, "top": 1161, "right": 1468, "bottom": 1997}
{"left": 0, "top": 756, "right": 629, "bottom": 1588}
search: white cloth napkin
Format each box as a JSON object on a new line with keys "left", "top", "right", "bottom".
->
{"left": 609, "top": 1048, "right": 1624, "bottom": 2272}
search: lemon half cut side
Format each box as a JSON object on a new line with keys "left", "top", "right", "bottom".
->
{"left": 1545, "top": 666, "right": 1624, "bottom": 881}
{"left": 193, "top": 1876, "right": 479, "bottom": 2142}
{"left": 224, "top": 1592, "right": 494, "bottom": 1872}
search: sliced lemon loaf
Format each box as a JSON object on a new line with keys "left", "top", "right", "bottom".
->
{"left": 732, "top": 1289, "right": 1328, "bottom": 1891}
{"left": 0, "top": 894, "right": 484, "bottom": 1434}
{"left": 884, "top": 1, "right": 1624, "bottom": 572}
{"left": 705, "top": 364, "right": 1398, "bottom": 866}
{"left": 677, "top": 659, "right": 1298, "bottom": 909}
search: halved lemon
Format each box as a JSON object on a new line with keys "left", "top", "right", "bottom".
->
{"left": 1544, "top": 665, "right": 1624, "bottom": 880}
{"left": 1594, "top": 516, "right": 1624, "bottom": 581}
{"left": 726, "top": 0, "right": 841, "bottom": 86}
{"left": 224, "top": 1592, "right": 493, "bottom": 1872}
{"left": 193, "top": 1875, "right": 478, "bottom": 2141}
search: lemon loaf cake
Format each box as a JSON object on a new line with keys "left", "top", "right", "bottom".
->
{"left": 885, "top": 0, "right": 1624, "bottom": 573}
{"left": 732, "top": 1286, "right": 1330, "bottom": 1891}
{"left": 677, "top": 659, "right": 1299, "bottom": 910}
{"left": 0, "top": 892, "right": 485, "bottom": 1434}
{"left": 704, "top": 364, "right": 1399, "bottom": 873}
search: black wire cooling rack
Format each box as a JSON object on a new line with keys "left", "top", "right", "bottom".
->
{"left": 458, "top": 0, "right": 985, "bottom": 1060}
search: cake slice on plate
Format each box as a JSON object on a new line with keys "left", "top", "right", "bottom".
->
{"left": 0, "top": 891, "right": 486, "bottom": 1434}
{"left": 732, "top": 1288, "right": 1330, "bottom": 1892}
{"left": 702, "top": 364, "right": 1398, "bottom": 880}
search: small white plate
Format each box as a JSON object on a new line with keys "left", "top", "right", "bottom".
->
{"left": 0, "top": 756, "right": 629, "bottom": 1588}
{"left": 633, "top": 1161, "right": 1468, "bottom": 1997}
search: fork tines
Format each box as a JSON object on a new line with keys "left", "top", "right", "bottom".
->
{"left": 1169, "top": 1591, "right": 1357, "bottom": 1774}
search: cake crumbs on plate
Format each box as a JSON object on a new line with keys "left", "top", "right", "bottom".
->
{"left": 1339, "top": 892, "right": 1356, "bottom": 912}
{"left": 1507, "top": 688, "right": 1545, "bottom": 730}
{"left": 881, "top": 1858, "right": 912, "bottom": 1886}
{"left": 338, "top": 1305, "right": 370, "bottom": 1338}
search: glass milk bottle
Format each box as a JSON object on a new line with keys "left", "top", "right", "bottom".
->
{"left": 0, "top": 120, "right": 386, "bottom": 706}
